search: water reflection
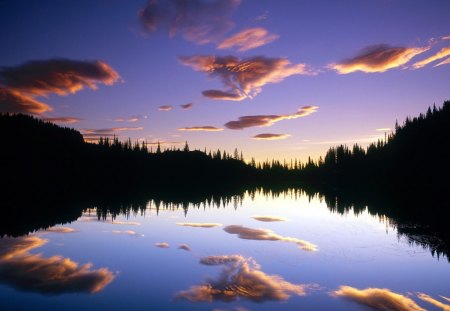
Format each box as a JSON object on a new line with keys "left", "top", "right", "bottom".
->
{"left": 333, "top": 286, "right": 425, "bottom": 311}
{"left": 0, "top": 236, "right": 114, "bottom": 295}
{"left": 177, "top": 222, "right": 223, "bottom": 228}
{"left": 176, "top": 255, "right": 314, "bottom": 303}
{"left": 1, "top": 186, "right": 449, "bottom": 261}
{"left": 223, "top": 225, "right": 318, "bottom": 252}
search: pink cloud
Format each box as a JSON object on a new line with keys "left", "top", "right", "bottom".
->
{"left": 217, "top": 27, "right": 279, "bottom": 51}
{"left": 225, "top": 106, "right": 318, "bottom": 130}
{"left": 178, "top": 126, "right": 223, "bottom": 132}
{"left": 180, "top": 103, "right": 193, "bottom": 110}
{"left": 158, "top": 105, "right": 173, "bottom": 111}
{"left": 253, "top": 133, "right": 290, "bottom": 140}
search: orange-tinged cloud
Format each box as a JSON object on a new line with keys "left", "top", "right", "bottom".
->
{"left": 45, "top": 227, "right": 77, "bottom": 233}
{"left": 0, "top": 59, "right": 120, "bottom": 96}
{"left": 177, "top": 222, "right": 223, "bottom": 228}
{"left": 178, "top": 244, "right": 191, "bottom": 251}
{"left": 413, "top": 47, "right": 450, "bottom": 69}
{"left": 139, "top": 0, "right": 241, "bottom": 45}
{"left": 155, "top": 242, "right": 170, "bottom": 248}
{"left": 181, "top": 103, "right": 193, "bottom": 110}
{"left": 224, "top": 225, "right": 318, "bottom": 251}
{"left": 176, "top": 254, "right": 310, "bottom": 302}
{"left": 180, "top": 55, "right": 314, "bottom": 100}
{"left": 0, "top": 87, "right": 52, "bottom": 114}
{"left": 253, "top": 133, "right": 290, "bottom": 140}
{"left": 330, "top": 44, "right": 429, "bottom": 74}
{"left": 0, "top": 236, "right": 114, "bottom": 294}
{"left": 114, "top": 115, "right": 146, "bottom": 122}
{"left": 178, "top": 126, "right": 224, "bottom": 132}
{"left": 158, "top": 105, "right": 173, "bottom": 111}
{"left": 417, "top": 293, "right": 450, "bottom": 311}
{"left": 0, "top": 59, "right": 120, "bottom": 115}
{"left": 41, "top": 117, "right": 81, "bottom": 124}
{"left": 225, "top": 106, "right": 318, "bottom": 130}
{"left": 333, "top": 286, "right": 425, "bottom": 311}
{"left": 251, "top": 215, "right": 288, "bottom": 222}
{"left": 434, "top": 57, "right": 450, "bottom": 67}
{"left": 217, "top": 27, "right": 279, "bottom": 51}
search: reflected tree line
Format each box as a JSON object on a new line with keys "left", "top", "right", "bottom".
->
{"left": 1, "top": 101, "right": 449, "bottom": 259}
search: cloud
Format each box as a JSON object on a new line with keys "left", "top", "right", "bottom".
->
{"left": 0, "top": 87, "right": 51, "bottom": 114}
{"left": 0, "top": 236, "right": 114, "bottom": 295}
{"left": 417, "top": 293, "right": 450, "bottom": 311}
{"left": 225, "top": 106, "right": 318, "bottom": 130}
{"left": 223, "top": 225, "right": 318, "bottom": 251}
{"left": 158, "top": 105, "right": 173, "bottom": 111}
{"left": 376, "top": 128, "right": 391, "bottom": 132}
{"left": 155, "top": 242, "right": 170, "bottom": 248}
{"left": 181, "top": 103, "right": 193, "bottom": 110}
{"left": 111, "top": 221, "right": 141, "bottom": 226}
{"left": 442, "top": 296, "right": 450, "bottom": 303}
{"left": 434, "top": 57, "right": 450, "bottom": 67}
{"left": 0, "top": 59, "right": 120, "bottom": 96}
{"left": 41, "top": 117, "right": 81, "bottom": 124}
{"left": 176, "top": 254, "right": 310, "bottom": 302}
{"left": 333, "top": 286, "right": 425, "bottom": 311}
{"left": 251, "top": 215, "right": 288, "bottom": 222}
{"left": 45, "top": 227, "right": 78, "bottom": 233}
{"left": 81, "top": 127, "right": 143, "bottom": 135}
{"left": 177, "top": 223, "right": 223, "bottom": 228}
{"left": 114, "top": 115, "right": 146, "bottom": 122}
{"left": 330, "top": 44, "right": 429, "bottom": 74}
{"left": 179, "top": 55, "right": 314, "bottom": 101}
{"left": 253, "top": 133, "right": 290, "bottom": 140}
{"left": 178, "top": 126, "right": 224, "bottom": 132}
{"left": 178, "top": 244, "right": 191, "bottom": 252}
{"left": 217, "top": 27, "right": 279, "bottom": 51}
{"left": 139, "top": 0, "right": 241, "bottom": 45}
{"left": 413, "top": 47, "right": 450, "bottom": 69}
{"left": 111, "top": 230, "right": 143, "bottom": 237}
{"left": 0, "top": 58, "right": 120, "bottom": 115}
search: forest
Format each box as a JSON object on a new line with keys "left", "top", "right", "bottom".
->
{"left": 1, "top": 100, "right": 449, "bottom": 198}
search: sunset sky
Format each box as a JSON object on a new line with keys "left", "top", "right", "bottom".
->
{"left": 1, "top": 0, "right": 449, "bottom": 162}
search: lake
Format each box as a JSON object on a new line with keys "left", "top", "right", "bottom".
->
{"left": 1, "top": 188, "right": 449, "bottom": 311}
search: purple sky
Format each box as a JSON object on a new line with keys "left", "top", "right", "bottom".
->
{"left": 1, "top": 0, "right": 449, "bottom": 162}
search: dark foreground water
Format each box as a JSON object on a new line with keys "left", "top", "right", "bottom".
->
{"left": 1, "top": 190, "right": 449, "bottom": 311}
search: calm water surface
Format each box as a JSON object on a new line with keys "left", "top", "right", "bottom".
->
{"left": 1, "top": 191, "right": 449, "bottom": 311}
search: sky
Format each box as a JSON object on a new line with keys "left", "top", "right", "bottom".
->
{"left": 1, "top": 0, "right": 449, "bottom": 162}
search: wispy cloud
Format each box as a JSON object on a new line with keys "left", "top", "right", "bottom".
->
{"left": 434, "top": 57, "right": 450, "bottom": 67}
{"left": 253, "top": 133, "right": 290, "bottom": 140}
{"left": 41, "top": 117, "right": 81, "bottom": 124}
{"left": 178, "top": 126, "right": 223, "bottom": 132}
{"left": 413, "top": 47, "right": 450, "bottom": 69}
{"left": 114, "top": 115, "right": 146, "bottom": 122}
{"left": 225, "top": 106, "right": 318, "bottom": 130}
{"left": 0, "top": 236, "right": 114, "bottom": 294}
{"left": 176, "top": 254, "right": 312, "bottom": 302}
{"left": 44, "top": 227, "right": 77, "bottom": 233}
{"left": 81, "top": 127, "right": 143, "bottom": 135}
{"left": 111, "top": 230, "right": 143, "bottom": 237}
{"left": 417, "top": 293, "right": 450, "bottom": 311}
{"left": 0, "top": 87, "right": 51, "bottom": 114}
{"left": 330, "top": 44, "right": 429, "bottom": 74}
{"left": 179, "top": 55, "right": 314, "bottom": 101}
{"left": 333, "top": 286, "right": 425, "bottom": 311}
{"left": 139, "top": 0, "right": 241, "bottom": 45}
{"left": 224, "top": 225, "right": 318, "bottom": 251}
{"left": 251, "top": 215, "right": 288, "bottom": 222}
{"left": 111, "top": 221, "right": 141, "bottom": 226}
{"left": 217, "top": 27, "right": 279, "bottom": 51}
{"left": 181, "top": 103, "right": 193, "bottom": 110}
{"left": 155, "top": 242, "right": 170, "bottom": 248}
{"left": 158, "top": 105, "right": 173, "bottom": 111}
{"left": 178, "top": 244, "right": 191, "bottom": 252}
{"left": 177, "top": 223, "right": 223, "bottom": 228}
{"left": 0, "top": 58, "right": 120, "bottom": 115}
